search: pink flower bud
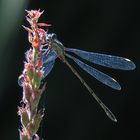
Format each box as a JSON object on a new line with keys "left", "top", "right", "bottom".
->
{"left": 26, "top": 110, "right": 44, "bottom": 136}
{"left": 25, "top": 49, "right": 33, "bottom": 63}
{"left": 35, "top": 59, "right": 43, "bottom": 69}
{"left": 30, "top": 90, "right": 41, "bottom": 112}
{"left": 25, "top": 63, "right": 34, "bottom": 79}
{"left": 18, "top": 105, "right": 29, "bottom": 128}
{"left": 23, "top": 83, "right": 32, "bottom": 103}
{"left": 26, "top": 9, "right": 44, "bottom": 22}
{"left": 19, "top": 128, "right": 31, "bottom": 140}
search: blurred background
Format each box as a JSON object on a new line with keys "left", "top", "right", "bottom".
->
{"left": 0, "top": 0, "right": 139, "bottom": 140}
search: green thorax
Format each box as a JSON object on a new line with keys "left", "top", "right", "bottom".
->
{"left": 52, "top": 39, "right": 65, "bottom": 61}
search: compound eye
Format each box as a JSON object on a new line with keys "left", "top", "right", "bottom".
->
{"left": 51, "top": 33, "right": 57, "bottom": 40}
{"left": 45, "top": 33, "right": 57, "bottom": 43}
{"left": 45, "top": 34, "right": 51, "bottom": 41}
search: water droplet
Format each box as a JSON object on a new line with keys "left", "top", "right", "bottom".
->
{"left": 18, "top": 75, "right": 24, "bottom": 86}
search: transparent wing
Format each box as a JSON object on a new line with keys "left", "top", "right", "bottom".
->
{"left": 43, "top": 60, "right": 55, "bottom": 77}
{"left": 66, "top": 53, "right": 121, "bottom": 90}
{"left": 42, "top": 49, "right": 57, "bottom": 77}
{"left": 66, "top": 48, "right": 136, "bottom": 70}
{"left": 64, "top": 59, "right": 117, "bottom": 122}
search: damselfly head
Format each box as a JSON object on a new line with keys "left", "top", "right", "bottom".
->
{"left": 45, "top": 33, "right": 57, "bottom": 41}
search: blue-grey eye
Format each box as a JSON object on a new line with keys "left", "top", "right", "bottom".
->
{"left": 51, "top": 33, "right": 57, "bottom": 40}
{"left": 45, "top": 33, "right": 57, "bottom": 43}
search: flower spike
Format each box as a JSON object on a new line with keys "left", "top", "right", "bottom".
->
{"left": 18, "top": 9, "right": 50, "bottom": 140}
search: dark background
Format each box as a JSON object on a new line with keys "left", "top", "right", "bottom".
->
{"left": 0, "top": 0, "right": 139, "bottom": 140}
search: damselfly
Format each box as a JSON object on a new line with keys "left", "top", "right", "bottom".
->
{"left": 41, "top": 33, "right": 136, "bottom": 122}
